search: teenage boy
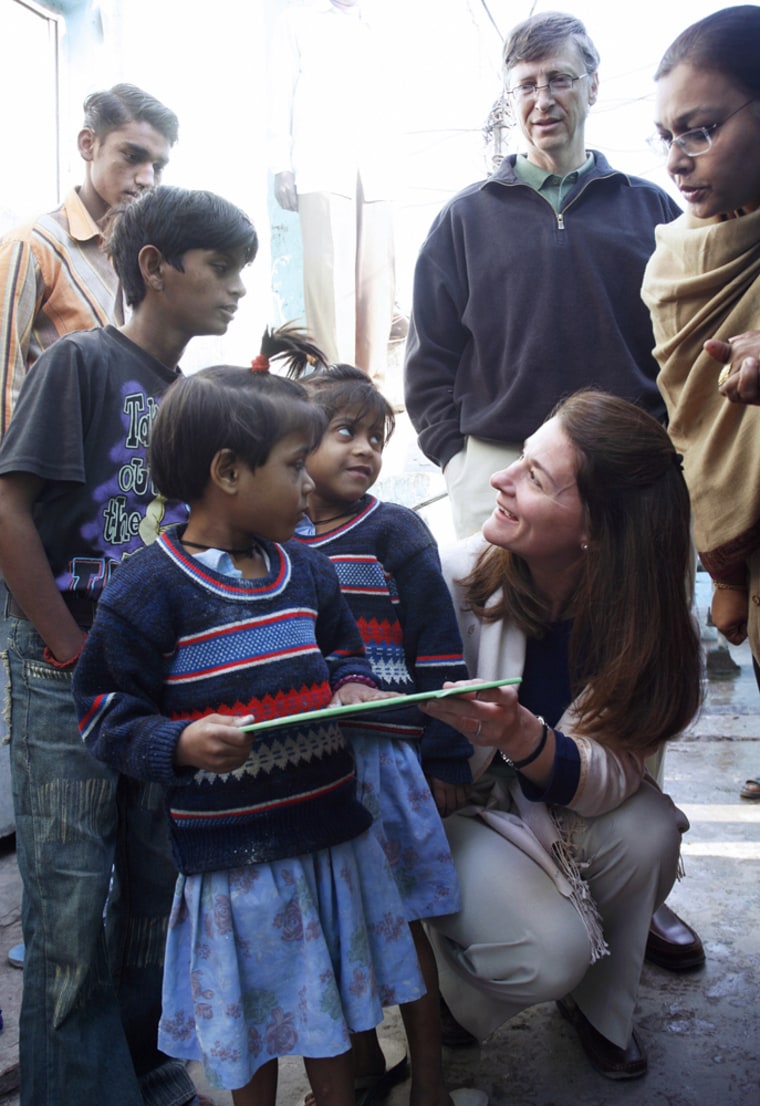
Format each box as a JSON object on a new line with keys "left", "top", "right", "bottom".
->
{"left": 0, "top": 82, "right": 179, "bottom": 437}
{"left": 0, "top": 83, "right": 177, "bottom": 975}
{"left": 0, "top": 186, "right": 257, "bottom": 1106}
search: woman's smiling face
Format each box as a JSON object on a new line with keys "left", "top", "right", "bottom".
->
{"left": 483, "top": 417, "right": 588, "bottom": 572}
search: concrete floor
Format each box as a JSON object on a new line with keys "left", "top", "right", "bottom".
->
{"left": 1, "top": 389, "right": 759, "bottom": 1104}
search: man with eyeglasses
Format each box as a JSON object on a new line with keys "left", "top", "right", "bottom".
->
{"left": 405, "top": 10, "right": 679, "bottom": 537}
{"left": 404, "top": 6, "right": 703, "bottom": 1083}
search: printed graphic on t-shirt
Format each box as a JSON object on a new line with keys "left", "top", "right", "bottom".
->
{"left": 61, "top": 386, "right": 186, "bottom": 596}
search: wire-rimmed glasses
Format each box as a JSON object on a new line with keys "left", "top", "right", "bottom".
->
{"left": 647, "top": 99, "right": 756, "bottom": 158}
{"left": 508, "top": 72, "right": 588, "bottom": 101}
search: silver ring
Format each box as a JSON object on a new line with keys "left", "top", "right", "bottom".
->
{"left": 474, "top": 720, "right": 482, "bottom": 738}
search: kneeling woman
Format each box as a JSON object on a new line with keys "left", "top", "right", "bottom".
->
{"left": 422, "top": 391, "right": 701, "bottom": 1080}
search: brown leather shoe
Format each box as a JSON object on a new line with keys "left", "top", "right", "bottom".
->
{"left": 557, "top": 996, "right": 647, "bottom": 1080}
{"left": 645, "top": 903, "right": 706, "bottom": 971}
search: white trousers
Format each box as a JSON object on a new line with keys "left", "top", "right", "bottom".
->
{"left": 299, "top": 179, "right": 394, "bottom": 381}
{"left": 444, "top": 438, "right": 521, "bottom": 539}
{"left": 427, "top": 779, "right": 686, "bottom": 1048}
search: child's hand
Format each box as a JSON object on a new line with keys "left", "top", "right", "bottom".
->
{"left": 329, "top": 683, "right": 399, "bottom": 707}
{"left": 426, "top": 776, "right": 470, "bottom": 818}
{"left": 175, "top": 714, "right": 255, "bottom": 773}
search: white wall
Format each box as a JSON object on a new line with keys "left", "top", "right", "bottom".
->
{"left": 0, "top": 0, "right": 61, "bottom": 233}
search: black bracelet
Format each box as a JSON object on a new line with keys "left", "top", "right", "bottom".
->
{"left": 500, "top": 715, "right": 549, "bottom": 771}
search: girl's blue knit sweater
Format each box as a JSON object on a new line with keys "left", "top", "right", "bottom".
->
{"left": 74, "top": 527, "right": 374, "bottom": 874}
{"left": 297, "top": 495, "right": 473, "bottom": 781}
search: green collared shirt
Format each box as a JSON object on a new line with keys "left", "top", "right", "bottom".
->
{"left": 514, "top": 152, "right": 595, "bottom": 211}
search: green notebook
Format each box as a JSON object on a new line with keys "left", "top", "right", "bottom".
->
{"left": 240, "top": 677, "right": 521, "bottom": 733}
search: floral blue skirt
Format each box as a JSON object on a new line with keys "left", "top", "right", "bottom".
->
{"left": 158, "top": 828, "right": 425, "bottom": 1090}
{"left": 350, "top": 734, "right": 461, "bottom": 921}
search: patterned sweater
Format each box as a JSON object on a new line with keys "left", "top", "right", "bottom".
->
{"left": 297, "top": 495, "right": 473, "bottom": 782}
{"left": 74, "top": 527, "right": 374, "bottom": 874}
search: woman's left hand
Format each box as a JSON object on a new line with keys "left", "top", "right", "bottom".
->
{"left": 421, "top": 681, "right": 554, "bottom": 785}
{"left": 420, "top": 680, "right": 521, "bottom": 745}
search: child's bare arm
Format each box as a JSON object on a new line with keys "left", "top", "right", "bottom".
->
{"left": 175, "top": 714, "right": 255, "bottom": 773}
{"left": 0, "top": 472, "right": 85, "bottom": 662}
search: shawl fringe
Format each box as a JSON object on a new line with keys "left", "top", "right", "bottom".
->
{"left": 477, "top": 803, "right": 609, "bottom": 966}
{"left": 549, "top": 807, "right": 609, "bottom": 964}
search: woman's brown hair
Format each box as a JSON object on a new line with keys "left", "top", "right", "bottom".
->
{"left": 463, "top": 391, "right": 702, "bottom": 750}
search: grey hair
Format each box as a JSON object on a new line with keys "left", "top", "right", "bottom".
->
{"left": 503, "top": 11, "right": 600, "bottom": 76}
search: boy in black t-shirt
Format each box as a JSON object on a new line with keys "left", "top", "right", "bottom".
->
{"left": 0, "top": 186, "right": 257, "bottom": 1106}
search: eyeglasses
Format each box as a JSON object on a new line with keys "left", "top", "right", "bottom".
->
{"left": 508, "top": 72, "right": 588, "bottom": 101}
{"left": 647, "top": 98, "right": 756, "bottom": 158}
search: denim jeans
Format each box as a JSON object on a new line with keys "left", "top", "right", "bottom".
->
{"left": 4, "top": 611, "right": 195, "bottom": 1106}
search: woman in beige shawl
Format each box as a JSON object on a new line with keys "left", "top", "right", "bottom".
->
{"left": 641, "top": 5, "right": 760, "bottom": 801}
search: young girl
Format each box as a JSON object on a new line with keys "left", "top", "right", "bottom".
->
{"left": 72, "top": 359, "right": 426, "bottom": 1106}
{"left": 295, "top": 364, "right": 479, "bottom": 1106}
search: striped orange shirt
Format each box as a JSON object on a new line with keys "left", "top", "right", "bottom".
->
{"left": 0, "top": 188, "right": 124, "bottom": 437}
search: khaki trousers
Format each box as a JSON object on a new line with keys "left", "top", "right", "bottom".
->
{"left": 299, "top": 179, "right": 394, "bottom": 381}
{"left": 427, "top": 779, "right": 686, "bottom": 1048}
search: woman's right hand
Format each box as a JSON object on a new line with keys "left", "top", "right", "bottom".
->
{"left": 175, "top": 714, "right": 254, "bottom": 773}
{"left": 706, "top": 331, "right": 760, "bottom": 404}
{"left": 426, "top": 776, "right": 471, "bottom": 818}
{"left": 711, "top": 587, "right": 749, "bottom": 645}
